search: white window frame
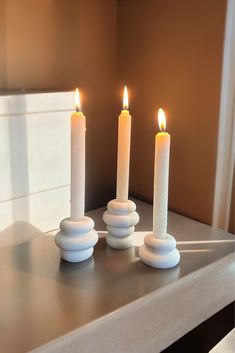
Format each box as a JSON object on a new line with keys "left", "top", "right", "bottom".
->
{"left": 212, "top": 0, "right": 235, "bottom": 231}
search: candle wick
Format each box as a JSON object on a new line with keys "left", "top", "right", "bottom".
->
{"left": 76, "top": 107, "right": 80, "bottom": 113}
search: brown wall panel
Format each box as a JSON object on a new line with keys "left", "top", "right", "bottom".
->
{"left": 117, "top": 0, "right": 226, "bottom": 224}
{"left": 0, "top": 0, "right": 7, "bottom": 89}
{"left": 0, "top": 0, "right": 228, "bottom": 222}
{"left": 2, "top": 0, "right": 117, "bottom": 210}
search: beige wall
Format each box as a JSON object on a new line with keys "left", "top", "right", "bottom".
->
{"left": 0, "top": 0, "right": 117, "bottom": 210}
{"left": 117, "top": 0, "right": 227, "bottom": 225}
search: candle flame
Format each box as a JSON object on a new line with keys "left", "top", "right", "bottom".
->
{"left": 123, "top": 85, "right": 129, "bottom": 110}
{"left": 75, "top": 88, "right": 81, "bottom": 112}
{"left": 158, "top": 108, "right": 166, "bottom": 131}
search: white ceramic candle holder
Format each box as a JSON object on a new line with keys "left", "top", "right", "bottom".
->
{"left": 139, "top": 233, "right": 180, "bottom": 269}
{"left": 103, "top": 199, "right": 139, "bottom": 249}
{"left": 55, "top": 217, "right": 98, "bottom": 262}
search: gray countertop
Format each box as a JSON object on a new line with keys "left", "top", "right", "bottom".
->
{"left": 0, "top": 199, "right": 234, "bottom": 353}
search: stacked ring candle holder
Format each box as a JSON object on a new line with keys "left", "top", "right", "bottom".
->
{"left": 103, "top": 199, "right": 139, "bottom": 249}
{"left": 139, "top": 232, "right": 180, "bottom": 269}
{"left": 55, "top": 217, "right": 98, "bottom": 263}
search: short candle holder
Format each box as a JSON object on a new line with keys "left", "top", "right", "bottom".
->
{"left": 55, "top": 217, "right": 98, "bottom": 263}
{"left": 103, "top": 199, "right": 139, "bottom": 249}
{"left": 139, "top": 232, "right": 180, "bottom": 269}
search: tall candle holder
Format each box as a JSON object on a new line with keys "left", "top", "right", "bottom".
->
{"left": 103, "top": 199, "right": 139, "bottom": 249}
{"left": 55, "top": 89, "right": 98, "bottom": 262}
{"left": 103, "top": 86, "right": 139, "bottom": 249}
{"left": 139, "top": 108, "right": 180, "bottom": 269}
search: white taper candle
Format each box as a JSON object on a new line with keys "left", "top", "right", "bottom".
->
{"left": 153, "top": 108, "right": 170, "bottom": 238}
{"left": 116, "top": 86, "right": 132, "bottom": 201}
{"left": 70, "top": 89, "right": 86, "bottom": 220}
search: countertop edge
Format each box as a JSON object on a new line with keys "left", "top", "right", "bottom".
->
{"left": 30, "top": 252, "right": 235, "bottom": 353}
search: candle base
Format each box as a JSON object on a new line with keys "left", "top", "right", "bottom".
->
{"left": 139, "top": 233, "right": 180, "bottom": 269}
{"left": 103, "top": 199, "right": 139, "bottom": 249}
{"left": 55, "top": 217, "right": 98, "bottom": 263}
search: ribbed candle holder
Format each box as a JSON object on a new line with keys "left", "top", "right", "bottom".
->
{"left": 103, "top": 199, "right": 139, "bottom": 249}
{"left": 55, "top": 217, "right": 98, "bottom": 262}
{"left": 139, "top": 233, "right": 180, "bottom": 269}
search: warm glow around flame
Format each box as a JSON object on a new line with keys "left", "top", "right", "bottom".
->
{"left": 75, "top": 88, "right": 81, "bottom": 112}
{"left": 123, "top": 85, "right": 129, "bottom": 110}
{"left": 158, "top": 108, "right": 166, "bottom": 131}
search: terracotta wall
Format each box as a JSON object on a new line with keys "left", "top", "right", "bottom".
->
{"left": 0, "top": 0, "right": 117, "bottom": 210}
{"left": 117, "top": 0, "right": 227, "bottom": 224}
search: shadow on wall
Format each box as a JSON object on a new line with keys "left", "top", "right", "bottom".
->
{"left": 0, "top": 95, "right": 42, "bottom": 249}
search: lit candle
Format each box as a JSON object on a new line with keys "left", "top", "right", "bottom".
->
{"left": 116, "top": 85, "right": 131, "bottom": 201}
{"left": 70, "top": 88, "right": 86, "bottom": 220}
{"left": 139, "top": 108, "right": 179, "bottom": 268}
{"left": 153, "top": 108, "right": 170, "bottom": 238}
